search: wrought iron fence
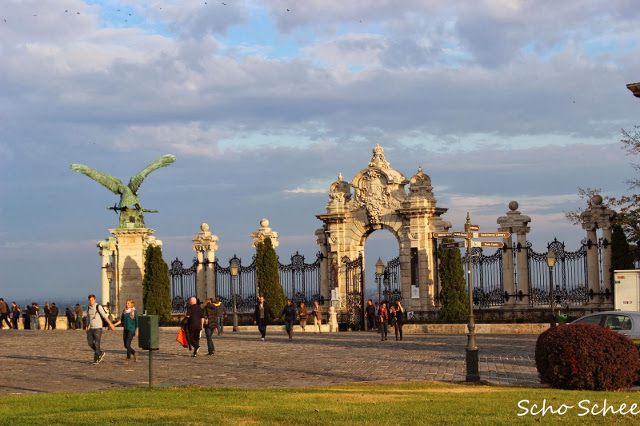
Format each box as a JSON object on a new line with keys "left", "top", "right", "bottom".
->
{"left": 383, "top": 256, "right": 402, "bottom": 303}
{"left": 528, "top": 239, "right": 588, "bottom": 306}
{"left": 215, "top": 255, "right": 257, "bottom": 313}
{"left": 169, "top": 258, "right": 197, "bottom": 313}
{"left": 279, "top": 252, "right": 323, "bottom": 307}
{"left": 169, "top": 251, "right": 323, "bottom": 313}
{"left": 463, "top": 247, "right": 504, "bottom": 307}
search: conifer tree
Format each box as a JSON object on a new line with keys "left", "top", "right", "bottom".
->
{"left": 438, "top": 239, "right": 468, "bottom": 322}
{"left": 142, "top": 245, "right": 171, "bottom": 322}
{"left": 610, "top": 223, "right": 635, "bottom": 285}
{"left": 255, "top": 237, "right": 285, "bottom": 316}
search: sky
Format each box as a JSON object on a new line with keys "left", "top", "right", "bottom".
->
{"left": 1, "top": 0, "right": 639, "bottom": 302}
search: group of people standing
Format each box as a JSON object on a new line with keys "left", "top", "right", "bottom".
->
{"left": 0, "top": 298, "right": 85, "bottom": 330}
{"left": 365, "top": 299, "right": 405, "bottom": 341}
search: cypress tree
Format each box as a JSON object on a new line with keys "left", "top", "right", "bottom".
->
{"left": 610, "top": 223, "right": 635, "bottom": 285}
{"left": 255, "top": 237, "right": 285, "bottom": 316}
{"left": 438, "top": 239, "right": 468, "bottom": 322}
{"left": 142, "top": 245, "right": 172, "bottom": 322}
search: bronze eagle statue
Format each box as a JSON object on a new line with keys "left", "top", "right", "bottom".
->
{"left": 70, "top": 154, "right": 176, "bottom": 228}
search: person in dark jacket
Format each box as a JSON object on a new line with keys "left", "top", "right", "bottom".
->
{"left": 279, "top": 299, "right": 297, "bottom": 340}
{"left": 203, "top": 298, "right": 217, "bottom": 355}
{"left": 253, "top": 296, "right": 275, "bottom": 341}
{"left": 185, "top": 297, "right": 204, "bottom": 357}
{"left": 65, "top": 308, "right": 75, "bottom": 330}
{"left": 394, "top": 301, "right": 405, "bottom": 341}
{"left": 365, "top": 299, "right": 376, "bottom": 332}
{"left": 11, "top": 302, "right": 20, "bottom": 330}
{"left": 49, "top": 303, "right": 59, "bottom": 330}
{"left": 212, "top": 297, "right": 227, "bottom": 335}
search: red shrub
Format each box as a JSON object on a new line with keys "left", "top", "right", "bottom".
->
{"left": 535, "top": 323, "right": 640, "bottom": 391}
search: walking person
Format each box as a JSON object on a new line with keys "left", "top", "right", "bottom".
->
{"left": 253, "top": 296, "right": 275, "bottom": 341}
{"left": 394, "top": 301, "right": 405, "bottom": 341}
{"left": 378, "top": 301, "right": 389, "bottom": 341}
{"left": 85, "top": 294, "right": 115, "bottom": 364}
{"left": 11, "top": 302, "right": 20, "bottom": 330}
{"left": 49, "top": 303, "right": 59, "bottom": 330}
{"left": 185, "top": 297, "right": 204, "bottom": 357}
{"left": 279, "top": 299, "right": 297, "bottom": 341}
{"left": 298, "top": 302, "right": 308, "bottom": 333}
{"left": 365, "top": 299, "right": 376, "bottom": 332}
{"left": 212, "top": 297, "right": 227, "bottom": 335}
{"left": 112, "top": 299, "right": 139, "bottom": 364}
{"left": 0, "top": 298, "right": 12, "bottom": 329}
{"left": 75, "top": 304, "right": 83, "bottom": 330}
{"left": 203, "top": 298, "right": 217, "bottom": 356}
{"left": 44, "top": 303, "right": 51, "bottom": 330}
{"left": 312, "top": 301, "right": 323, "bottom": 334}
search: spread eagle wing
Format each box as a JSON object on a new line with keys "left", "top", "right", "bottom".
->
{"left": 70, "top": 164, "right": 124, "bottom": 194}
{"left": 128, "top": 154, "right": 176, "bottom": 193}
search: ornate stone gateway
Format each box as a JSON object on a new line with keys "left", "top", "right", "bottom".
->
{"left": 316, "top": 145, "right": 452, "bottom": 320}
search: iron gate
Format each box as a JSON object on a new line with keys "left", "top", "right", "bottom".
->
{"left": 279, "top": 252, "right": 323, "bottom": 307}
{"left": 169, "top": 257, "right": 197, "bottom": 312}
{"left": 343, "top": 254, "right": 364, "bottom": 330}
{"left": 463, "top": 247, "right": 504, "bottom": 307}
{"left": 528, "top": 239, "right": 588, "bottom": 306}
{"left": 214, "top": 255, "right": 257, "bottom": 313}
{"left": 384, "top": 256, "right": 402, "bottom": 302}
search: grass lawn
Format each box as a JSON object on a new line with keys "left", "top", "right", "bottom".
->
{"left": 1, "top": 381, "right": 639, "bottom": 425}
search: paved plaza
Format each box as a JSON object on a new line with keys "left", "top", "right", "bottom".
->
{"left": 0, "top": 328, "right": 541, "bottom": 395}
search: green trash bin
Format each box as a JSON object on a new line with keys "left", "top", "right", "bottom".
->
{"left": 557, "top": 314, "right": 567, "bottom": 325}
{"left": 138, "top": 315, "right": 159, "bottom": 350}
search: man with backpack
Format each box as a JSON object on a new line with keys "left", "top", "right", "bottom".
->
{"left": 85, "top": 294, "right": 115, "bottom": 364}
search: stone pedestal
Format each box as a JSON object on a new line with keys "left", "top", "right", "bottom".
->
{"left": 329, "top": 306, "right": 338, "bottom": 332}
{"left": 192, "top": 223, "right": 218, "bottom": 302}
{"left": 251, "top": 218, "right": 279, "bottom": 248}
{"left": 110, "top": 227, "right": 156, "bottom": 314}
{"left": 97, "top": 237, "right": 117, "bottom": 306}
{"left": 497, "top": 202, "right": 531, "bottom": 305}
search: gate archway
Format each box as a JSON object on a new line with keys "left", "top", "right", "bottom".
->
{"left": 316, "top": 145, "right": 452, "bottom": 321}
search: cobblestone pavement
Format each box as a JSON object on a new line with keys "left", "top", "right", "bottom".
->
{"left": 0, "top": 329, "right": 541, "bottom": 395}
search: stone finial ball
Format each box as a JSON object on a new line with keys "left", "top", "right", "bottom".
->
{"left": 509, "top": 201, "right": 519, "bottom": 211}
{"left": 201, "top": 223, "right": 209, "bottom": 232}
{"left": 592, "top": 195, "right": 603, "bottom": 205}
{"left": 260, "top": 218, "right": 269, "bottom": 228}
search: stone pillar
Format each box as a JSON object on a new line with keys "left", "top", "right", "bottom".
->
{"left": 329, "top": 306, "right": 338, "bottom": 332}
{"left": 251, "top": 218, "right": 279, "bottom": 248}
{"left": 580, "top": 195, "right": 616, "bottom": 305}
{"left": 97, "top": 237, "right": 117, "bottom": 307}
{"left": 110, "top": 228, "right": 156, "bottom": 314}
{"left": 602, "top": 227, "right": 613, "bottom": 294}
{"left": 497, "top": 201, "right": 531, "bottom": 306}
{"left": 192, "top": 223, "right": 219, "bottom": 302}
{"left": 585, "top": 229, "right": 600, "bottom": 298}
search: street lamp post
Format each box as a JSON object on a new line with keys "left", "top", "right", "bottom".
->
{"left": 465, "top": 213, "right": 480, "bottom": 382}
{"left": 230, "top": 258, "right": 239, "bottom": 332}
{"left": 376, "top": 258, "right": 384, "bottom": 304}
{"left": 105, "top": 262, "right": 115, "bottom": 311}
{"left": 547, "top": 250, "right": 556, "bottom": 327}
